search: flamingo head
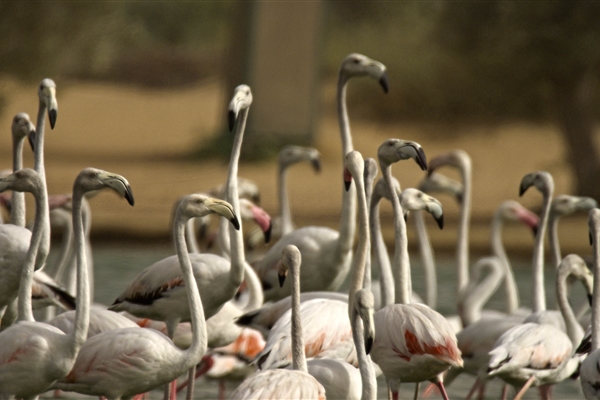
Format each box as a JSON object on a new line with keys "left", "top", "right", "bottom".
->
{"left": 378, "top": 139, "right": 427, "bottom": 171}
{"left": 427, "top": 150, "right": 471, "bottom": 176}
{"left": 400, "top": 188, "right": 444, "bottom": 230}
{"left": 12, "top": 113, "right": 36, "bottom": 151}
{"left": 239, "top": 199, "right": 272, "bottom": 243}
{"left": 228, "top": 84, "right": 253, "bottom": 132}
{"left": 519, "top": 171, "right": 554, "bottom": 198}
{"left": 418, "top": 172, "right": 464, "bottom": 205}
{"left": 354, "top": 288, "right": 375, "bottom": 354}
{"left": 588, "top": 208, "right": 600, "bottom": 246}
{"left": 343, "top": 150, "right": 365, "bottom": 191}
{"left": 38, "top": 78, "right": 58, "bottom": 129}
{"left": 499, "top": 200, "right": 539, "bottom": 236}
{"left": 0, "top": 168, "right": 42, "bottom": 196}
{"left": 279, "top": 145, "right": 322, "bottom": 174}
{"left": 339, "top": 53, "right": 389, "bottom": 93}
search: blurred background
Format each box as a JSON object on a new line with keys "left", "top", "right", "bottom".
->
{"left": 1, "top": 1, "right": 600, "bottom": 258}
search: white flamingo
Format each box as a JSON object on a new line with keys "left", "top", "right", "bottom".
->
{"left": 247, "top": 145, "right": 321, "bottom": 249}
{"left": 580, "top": 207, "right": 600, "bottom": 400}
{"left": 370, "top": 139, "right": 462, "bottom": 400}
{"left": 0, "top": 167, "right": 133, "bottom": 398}
{"left": 53, "top": 194, "right": 237, "bottom": 399}
{"left": 230, "top": 245, "right": 326, "bottom": 400}
{"left": 254, "top": 54, "right": 388, "bottom": 301}
{"left": 487, "top": 253, "right": 593, "bottom": 400}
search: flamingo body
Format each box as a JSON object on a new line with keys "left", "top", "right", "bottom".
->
{"left": 231, "top": 369, "right": 325, "bottom": 400}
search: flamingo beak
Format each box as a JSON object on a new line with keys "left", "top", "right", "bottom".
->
{"left": 344, "top": 168, "right": 352, "bottom": 191}
{"left": 379, "top": 72, "right": 389, "bottom": 94}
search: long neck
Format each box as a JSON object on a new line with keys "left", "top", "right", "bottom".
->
{"left": 457, "top": 165, "right": 472, "bottom": 293}
{"left": 45, "top": 210, "right": 73, "bottom": 282}
{"left": 348, "top": 174, "right": 369, "bottom": 317}
{"left": 370, "top": 193, "right": 395, "bottom": 308}
{"left": 459, "top": 258, "right": 503, "bottom": 327}
{"left": 383, "top": 164, "right": 411, "bottom": 304}
{"left": 490, "top": 210, "right": 519, "bottom": 314}
{"left": 413, "top": 211, "right": 437, "bottom": 308}
{"left": 362, "top": 170, "right": 375, "bottom": 292}
{"left": 592, "top": 223, "right": 600, "bottom": 351}
{"left": 278, "top": 164, "right": 294, "bottom": 235}
{"left": 185, "top": 218, "right": 201, "bottom": 254}
{"left": 336, "top": 78, "right": 357, "bottom": 267}
{"left": 351, "top": 308, "right": 376, "bottom": 400}
{"left": 17, "top": 186, "right": 48, "bottom": 322}
{"left": 67, "top": 187, "right": 90, "bottom": 355}
{"left": 241, "top": 262, "right": 264, "bottom": 312}
{"left": 556, "top": 268, "right": 584, "bottom": 346}
{"left": 532, "top": 190, "right": 552, "bottom": 313}
{"left": 548, "top": 214, "right": 561, "bottom": 269}
{"left": 11, "top": 135, "right": 26, "bottom": 227}
{"left": 175, "top": 216, "right": 207, "bottom": 363}
{"left": 290, "top": 257, "right": 307, "bottom": 372}
{"left": 221, "top": 107, "right": 248, "bottom": 288}
{"left": 34, "top": 100, "right": 50, "bottom": 272}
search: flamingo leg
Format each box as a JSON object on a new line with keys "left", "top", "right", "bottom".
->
{"left": 387, "top": 380, "right": 394, "bottom": 400}
{"left": 539, "top": 384, "right": 552, "bottom": 400}
{"left": 176, "top": 358, "right": 212, "bottom": 393}
{"left": 465, "top": 377, "right": 480, "bottom": 400}
{"left": 219, "top": 380, "right": 226, "bottom": 400}
{"left": 169, "top": 379, "right": 177, "bottom": 400}
{"left": 185, "top": 365, "right": 196, "bottom": 400}
{"left": 513, "top": 376, "right": 535, "bottom": 400}
{"left": 476, "top": 380, "right": 485, "bottom": 400}
{"left": 434, "top": 381, "right": 450, "bottom": 400}
{"left": 500, "top": 384, "right": 509, "bottom": 400}
{"left": 413, "top": 382, "right": 420, "bottom": 400}
{"left": 421, "top": 383, "right": 438, "bottom": 398}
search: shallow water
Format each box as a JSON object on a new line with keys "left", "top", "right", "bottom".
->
{"left": 44, "top": 243, "right": 586, "bottom": 399}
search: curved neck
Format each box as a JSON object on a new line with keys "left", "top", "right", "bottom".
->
{"left": 220, "top": 107, "right": 248, "bottom": 288}
{"left": 457, "top": 166, "right": 472, "bottom": 293}
{"left": 11, "top": 135, "right": 26, "bottom": 227}
{"left": 241, "top": 262, "right": 264, "bottom": 312}
{"left": 459, "top": 258, "right": 503, "bottom": 327}
{"left": 370, "top": 194, "right": 395, "bottom": 308}
{"left": 34, "top": 100, "right": 50, "bottom": 272}
{"left": 382, "top": 164, "right": 411, "bottom": 304}
{"left": 17, "top": 185, "right": 48, "bottom": 322}
{"left": 67, "top": 186, "right": 90, "bottom": 355}
{"left": 532, "top": 190, "right": 552, "bottom": 313}
{"left": 278, "top": 165, "right": 293, "bottom": 235}
{"left": 490, "top": 209, "right": 519, "bottom": 314}
{"left": 556, "top": 268, "right": 584, "bottom": 346}
{"left": 336, "top": 78, "right": 357, "bottom": 267}
{"left": 592, "top": 223, "right": 600, "bottom": 351}
{"left": 185, "top": 218, "right": 201, "bottom": 254}
{"left": 348, "top": 173, "right": 369, "bottom": 317}
{"left": 352, "top": 308, "right": 376, "bottom": 400}
{"left": 175, "top": 216, "right": 207, "bottom": 362}
{"left": 290, "top": 255, "right": 307, "bottom": 372}
{"left": 548, "top": 215, "right": 561, "bottom": 269}
{"left": 413, "top": 211, "right": 436, "bottom": 308}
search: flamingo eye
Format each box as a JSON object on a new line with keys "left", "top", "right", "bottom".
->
{"left": 353, "top": 58, "right": 360, "bottom": 64}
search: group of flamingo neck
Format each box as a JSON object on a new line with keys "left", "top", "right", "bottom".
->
{"left": 17, "top": 184, "right": 49, "bottom": 322}
{"left": 490, "top": 207, "right": 520, "bottom": 314}
{"left": 220, "top": 106, "right": 248, "bottom": 288}
{"left": 413, "top": 210, "right": 437, "bottom": 308}
{"left": 34, "top": 98, "right": 51, "bottom": 272}
{"left": 532, "top": 186, "right": 553, "bottom": 313}
{"left": 381, "top": 162, "right": 411, "bottom": 305}
{"left": 67, "top": 186, "right": 91, "bottom": 354}
{"left": 456, "top": 163, "right": 472, "bottom": 294}
{"left": 347, "top": 161, "right": 368, "bottom": 318}
{"left": 174, "top": 213, "right": 207, "bottom": 360}
{"left": 370, "top": 188, "right": 395, "bottom": 308}
{"left": 592, "top": 216, "right": 600, "bottom": 351}
{"left": 460, "top": 257, "right": 503, "bottom": 327}
{"left": 289, "top": 252, "right": 307, "bottom": 373}
{"left": 11, "top": 132, "right": 26, "bottom": 227}
{"left": 361, "top": 159, "right": 377, "bottom": 293}
{"left": 556, "top": 260, "right": 585, "bottom": 346}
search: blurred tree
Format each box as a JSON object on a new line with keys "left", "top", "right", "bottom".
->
{"left": 435, "top": 1, "right": 600, "bottom": 199}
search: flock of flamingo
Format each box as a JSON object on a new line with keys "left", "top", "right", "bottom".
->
{"left": 1, "top": 53, "right": 600, "bottom": 400}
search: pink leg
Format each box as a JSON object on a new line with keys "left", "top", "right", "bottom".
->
{"left": 500, "top": 384, "right": 509, "bottom": 400}
{"left": 476, "top": 380, "right": 485, "bottom": 400}
{"left": 177, "top": 358, "right": 212, "bottom": 393}
{"left": 435, "top": 381, "right": 450, "bottom": 400}
{"left": 421, "top": 383, "right": 439, "bottom": 398}
{"left": 392, "top": 392, "right": 399, "bottom": 400}
{"left": 185, "top": 365, "right": 196, "bottom": 400}
{"left": 465, "top": 378, "right": 480, "bottom": 400}
{"left": 539, "top": 384, "right": 553, "bottom": 400}
{"left": 169, "top": 379, "right": 177, "bottom": 400}
{"left": 513, "top": 376, "right": 535, "bottom": 400}
{"left": 219, "top": 380, "right": 226, "bottom": 400}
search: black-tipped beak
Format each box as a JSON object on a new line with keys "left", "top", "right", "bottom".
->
{"left": 345, "top": 180, "right": 351, "bottom": 191}
{"left": 230, "top": 216, "right": 240, "bottom": 231}
{"left": 403, "top": 212, "right": 408, "bottom": 223}
{"left": 379, "top": 73, "right": 389, "bottom": 94}
{"left": 415, "top": 146, "right": 427, "bottom": 171}
{"left": 344, "top": 167, "right": 352, "bottom": 191}
{"left": 532, "top": 226, "right": 539, "bottom": 238}
{"left": 28, "top": 130, "right": 36, "bottom": 152}
{"left": 228, "top": 110, "right": 236, "bottom": 132}
{"left": 590, "top": 230, "right": 593, "bottom": 246}
{"left": 519, "top": 184, "right": 529, "bottom": 197}
{"left": 124, "top": 186, "right": 135, "bottom": 206}
{"left": 365, "top": 336, "right": 373, "bottom": 355}
{"left": 48, "top": 109, "right": 57, "bottom": 130}
{"left": 278, "top": 273, "right": 286, "bottom": 288}
{"left": 435, "top": 214, "right": 444, "bottom": 230}
{"left": 253, "top": 194, "right": 261, "bottom": 205}
{"left": 264, "top": 223, "right": 272, "bottom": 244}
{"left": 311, "top": 158, "right": 322, "bottom": 173}
{"left": 588, "top": 293, "right": 594, "bottom": 306}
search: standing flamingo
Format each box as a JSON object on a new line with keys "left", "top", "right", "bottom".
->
{"left": 580, "top": 208, "right": 600, "bottom": 400}
{"left": 370, "top": 139, "right": 462, "bottom": 400}
{"left": 0, "top": 168, "right": 133, "bottom": 398}
{"left": 255, "top": 54, "right": 388, "bottom": 301}
{"left": 53, "top": 194, "right": 238, "bottom": 399}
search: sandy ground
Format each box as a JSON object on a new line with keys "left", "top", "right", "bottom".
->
{"left": 0, "top": 77, "right": 592, "bottom": 257}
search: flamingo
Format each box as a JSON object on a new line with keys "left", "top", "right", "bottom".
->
{"left": 254, "top": 53, "right": 388, "bottom": 301}
{"left": 247, "top": 145, "right": 322, "bottom": 249}
{"left": 0, "top": 167, "right": 133, "bottom": 398}
{"left": 370, "top": 139, "right": 462, "bottom": 400}
{"left": 230, "top": 245, "right": 326, "bottom": 400}
{"left": 580, "top": 208, "right": 600, "bottom": 400}
{"left": 487, "top": 253, "right": 593, "bottom": 400}
{"left": 53, "top": 194, "right": 238, "bottom": 399}
{"left": 108, "top": 85, "right": 254, "bottom": 334}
